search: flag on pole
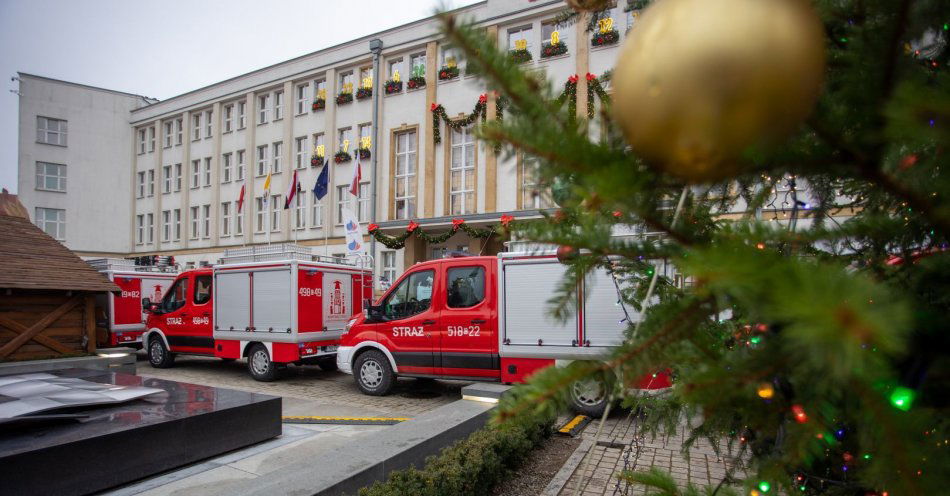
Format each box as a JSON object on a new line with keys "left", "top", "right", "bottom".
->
{"left": 284, "top": 170, "right": 299, "bottom": 209}
{"left": 341, "top": 206, "right": 366, "bottom": 256}
{"left": 237, "top": 183, "right": 246, "bottom": 213}
{"left": 313, "top": 160, "right": 329, "bottom": 200}
{"left": 349, "top": 159, "right": 362, "bottom": 196}
{"left": 262, "top": 172, "right": 272, "bottom": 205}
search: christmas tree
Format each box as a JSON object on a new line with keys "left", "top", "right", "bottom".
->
{"left": 436, "top": 0, "right": 949, "bottom": 494}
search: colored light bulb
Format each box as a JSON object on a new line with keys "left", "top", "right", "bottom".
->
{"left": 890, "top": 387, "right": 915, "bottom": 411}
{"left": 792, "top": 404, "right": 808, "bottom": 423}
{"left": 758, "top": 481, "right": 771, "bottom": 492}
{"left": 757, "top": 383, "right": 774, "bottom": 399}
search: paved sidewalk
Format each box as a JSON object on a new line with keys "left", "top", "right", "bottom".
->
{"left": 558, "top": 414, "right": 746, "bottom": 495}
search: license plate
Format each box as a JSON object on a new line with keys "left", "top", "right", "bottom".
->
{"left": 323, "top": 345, "right": 339, "bottom": 353}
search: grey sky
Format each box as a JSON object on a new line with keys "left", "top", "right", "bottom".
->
{"left": 0, "top": 0, "right": 480, "bottom": 193}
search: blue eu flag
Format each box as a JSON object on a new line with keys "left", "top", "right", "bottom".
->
{"left": 312, "top": 160, "right": 329, "bottom": 200}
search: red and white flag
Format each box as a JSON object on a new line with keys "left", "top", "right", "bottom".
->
{"left": 349, "top": 160, "right": 361, "bottom": 196}
{"left": 237, "top": 183, "right": 246, "bottom": 213}
{"left": 284, "top": 170, "right": 300, "bottom": 209}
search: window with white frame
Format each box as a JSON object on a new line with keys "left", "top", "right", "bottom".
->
{"left": 394, "top": 130, "right": 417, "bottom": 219}
{"left": 35, "top": 207, "right": 65, "bottom": 240}
{"left": 190, "top": 206, "right": 200, "bottom": 239}
{"left": 37, "top": 116, "right": 67, "bottom": 146}
{"left": 311, "top": 196, "right": 323, "bottom": 228}
{"left": 508, "top": 25, "right": 533, "bottom": 51}
{"left": 174, "top": 163, "right": 182, "bottom": 191}
{"left": 146, "top": 213, "right": 154, "bottom": 243}
{"left": 359, "top": 67, "right": 372, "bottom": 88}
{"left": 521, "top": 154, "right": 554, "bottom": 209}
{"left": 295, "top": 136, "right": 307, "bottom": 169}
{"left": 237, "top": 101, "right": 246, "bottom": 129}
{"left": 258, "top": 94, "right": 270, "bottom": 124}
{"left": 313, "top": 79, "right": 326, "bottom": 101}
{"left": 339, "top": 72, "right": 354, "bottom": 94}
{"left": 294, "top": 192, "right": 306, "bottom": 229}
{"left": 175, "top": 118, "right": 183, "bottom": 145}
{"left": 358, "top": 182, "right": 370, "bottom": 221}
{"left": 136, "top": 214, "right": 144, "bottom": 244}
{"left": 203, "top": 157, "right": 212, "bottom": 186}
{"left": 35, "top": 162, "right": 66, "bottom": 192}
{"left": 202, "top": 204, "right": 210, "bottom": 238}
{"left": 274, "top": 90, "right": 283, "bottom": 120}
{"left": 255, "top": 197, "right": 265, "bottom": 232}
{"left": 541, "top": 20, "right": 567, "bottom": 47}
{"left": 138, "top": 129, "right": 146, "bottom": 154}
{"left": 625, "top": 8, "right": 639, "bottom": 32}
{"left": 449, "top": 126, "right": 475, "bottom": 215}
{"left": 410, "top": 53, "right": 426, "bottom": 79}
{"left": 173, "top": 209, "right": 181, "bottom": 241}
{"left": 193, "top": 113, "right": 201, "bottom": 140}
{"left": 164, "top": 121, "right": 173, "bottom": 147}
{"left": 336, "top": 185, "right": 349, "bottom": 225}
{"left": 237, "top": 149, "right": 246, "bottom": 180}
{"left": 295, "top": 83, "right": 309, "bottom": 115}
{"left": 441, "top": 47, "right": 460, "bottom": 71}
{"left": 205, "top": 110, "right": 213, "bottom": 138}
{"left": 338, "top": 127, "right": 351, "bottom": 151}
{"left": 162, "top": 210, "right": 171, "bottom": 242}
{"left": 224, "top": 104, "right": 233, "bottom": 133}
{"left": 221, "top": 202, "right": 231, "bottom": 236}
{"left": 234, "top": 201, "right": 243, "bottom": 235}
{"left": 147, "top": 169, "right": 155, "bottom": 197}
{"left": 191, "top": 160, "right": 200, "bottom": 188}
{"left": 388, "top": 58, "right": 404, "bottom": 82}
{"left": 272, "top": 141, "right": 282, "bottom": 173}
{"left": 312, "top": 133, "right": 325, "bottom": 161}
{"left": 149, "top": 126, "right": 155, "bottom": 152}
{"left": 137, "top": 171, "right": 145, "bottom": 198}
{"left": 270, "top": 195, "right": 281, "bottom": 231}
{"left": 381, "top": 251, "right": 397, "bottom": 288}
{"left": 358, "top": 124, "right": 372, "bottom": 151}
{"left": 162, "top": 165, "right": 171, "bottom": 193}
{"left": 257, "top": 145, "right": 268, "bottom": 176}
{"left": 222, "top": 153, "right": 232, "bottom": 183}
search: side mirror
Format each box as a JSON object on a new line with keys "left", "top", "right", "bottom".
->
{"left": 367, "top": 305, "right": 383, "bottom": 323}
{"left": 142, "top": 298, "right": 152, "bottom": 311}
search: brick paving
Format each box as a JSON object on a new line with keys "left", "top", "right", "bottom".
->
{"left": 559, "top": 414, "right": 746, "bottom": 496}
{"left": 134, "top": 353, "right": 470, "bottom": 417}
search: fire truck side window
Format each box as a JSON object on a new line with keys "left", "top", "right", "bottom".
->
{"left": 194, "top": 275, "right": 212, "bottom": 305}
{"left": 446, "top": 266, "right": 485, "bottom": 308}
{"left": 382, "top": 269, "right": 434, "bottom": 320}
{"left": 162, "top": 278, "right": 189, "bottom": 312}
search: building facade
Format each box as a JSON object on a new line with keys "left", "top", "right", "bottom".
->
{"left": 16, "top": 74, "right": 156, "bottom": 255}
{"left": 17, "top": 0, "right": 642, "bottom": 284}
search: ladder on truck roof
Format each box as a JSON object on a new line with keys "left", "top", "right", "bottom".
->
{"left": 85, "top": 257, "right": 178, "bottom": 273}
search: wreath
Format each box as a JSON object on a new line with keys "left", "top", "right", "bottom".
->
{"left": 356, "top": 87, "right": 372, "bottom": 100}
{"left": 591, "top": 29, "right": 620, "bottom": 47}
{"left": 311, "top": 98, "right": 326, "bottom": 111}
{"left": 509, "top": 48, "right": 533, "bottom": 64}
{"left": 541, "top": 41, "right": 568, "bottom": 58}
{"left": 310, "top": 154, "right": 325, "bottom": 167}
{"left": 407, "top": 76, "right": 426, "bottom": 90}
{"left": 357, "top": 147, "right": 371, "bottom": 160}
{"left": 385, "top": 80, "right": 402, "bottom": 94}
{"left": 438, "top": 65, "right": 460, "bottom": 81}
{"left": 336, "top": 91, "right": 353, "bottom": 105}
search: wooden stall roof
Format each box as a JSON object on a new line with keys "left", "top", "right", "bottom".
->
{"left": 0, "top": 194, "right": 119, "bottom": 292}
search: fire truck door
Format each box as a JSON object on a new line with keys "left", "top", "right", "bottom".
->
{"left": 184, "top": 274, "right": 214, "bottom": 350}
{"left": 379, "top": 268, "right": 437, "bottom": 375}
{"left": 438, "top": 261, "right": 499, "bottom": 378}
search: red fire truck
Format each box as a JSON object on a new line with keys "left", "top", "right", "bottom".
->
{"left": 142, "top": 245, "right": 372, "bottom": 381}
{"left": 88, "top": 257, "right": 178, "bottom": 348}
{"left": 337, "top": 247, "right": 672, "bottom": 415}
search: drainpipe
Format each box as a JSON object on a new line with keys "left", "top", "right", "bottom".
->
{"left": 369, "top": 38, "right": 383, "bottom": 287}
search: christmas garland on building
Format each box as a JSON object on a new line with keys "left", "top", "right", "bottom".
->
{"left": 431, "top": 94, "right": 489, "bottom": 144}
{"left": 367, "top": 216, "right": 513, "bottom": 250}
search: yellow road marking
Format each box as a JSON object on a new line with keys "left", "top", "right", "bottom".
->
{"left": 558, "top": 415, "right": 589, "bottom": 433}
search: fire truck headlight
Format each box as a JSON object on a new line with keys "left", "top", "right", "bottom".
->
{"left": 344, "top": 318, "right": 358, "bottom": 334}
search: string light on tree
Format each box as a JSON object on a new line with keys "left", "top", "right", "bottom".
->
{"left": 757, "top": 382, "right": 775, "bottom": 399}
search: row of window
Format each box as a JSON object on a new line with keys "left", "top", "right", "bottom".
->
{"left": 37, "top": 116, "right": 67, "bottom": 146}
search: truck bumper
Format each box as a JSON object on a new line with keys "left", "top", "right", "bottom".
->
{"left": 336, "top": 346, "right": 354, "bottom": 375}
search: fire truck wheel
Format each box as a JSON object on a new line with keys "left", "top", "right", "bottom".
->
{"left": 316, "top": 357, "right": 338, "bottom": 372}
{"left": 354, "top": 350, "right": 394, "bottom": 396}
{"left": 147, "top": 337, "right": 175, "bottom": 369}
{"left": 569, "top": 375, "right": 612, "bottom": 417}
{"left": 247, "top": 344, "right": 278, "bottom": 382}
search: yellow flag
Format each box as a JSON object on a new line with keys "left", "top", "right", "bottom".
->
{"left": 263, "top": 172, "right": 272, "bottom": 193}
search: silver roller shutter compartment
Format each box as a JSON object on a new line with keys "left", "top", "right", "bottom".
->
{"left": 253, "top": 269, "right": 292, "bottom": 332}
{"left": 503, "top": 262, "right": 577, "bottom": 346}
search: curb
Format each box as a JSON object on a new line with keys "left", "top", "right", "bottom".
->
{"left": 541, "top": 438, "right": 594, "bottom": 496}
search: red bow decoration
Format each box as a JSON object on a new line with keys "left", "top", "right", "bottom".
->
{"left": 452, "top": 218, "right": 465, "bottom": 230}
{"left": 612, "top": 211, "right": 622, "bottom": 218}
{"left": 430, "top": 103, "right": 439, "bottom": 112}
{"left": 500, "top": 215, "right": 514, "bottom": 228}
{"left": 367, "top": 223, "right": 379, "bottom": 233}
{"left": 478, "top": 94, "right": 487, "bottom": 104}
{"left": 586, "top": 72, "right": 596, "bottom": 81}
{"left": 407, "top": 221, "right": 419, "bottom": 232}
{"left": 568, "top": 74, "right": 579, "bottom": 84}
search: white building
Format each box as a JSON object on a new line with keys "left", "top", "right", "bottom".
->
{"left": 16, "top": 0, "right": 643, "bottom": 281}
{"left": 16, "top": 74, "right": 156, "bottom": 255}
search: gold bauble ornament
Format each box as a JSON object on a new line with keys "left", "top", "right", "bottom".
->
{"left": 566, "top": 0, "right": 612, "bottom": 12}
{"left": 612, "top": 0, "right": 825, "bottom": 183}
